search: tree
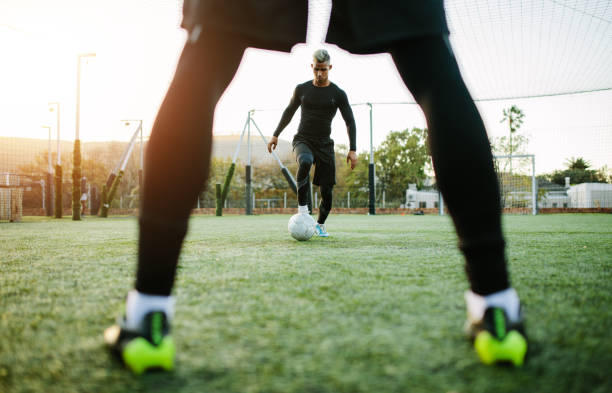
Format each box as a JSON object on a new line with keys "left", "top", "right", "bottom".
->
{"left": 490, "top": 133, "right": 529, "bottom": 158}
{"left": 496, "top": 105, "right": 526, "bottom": 174}
{"left": 566, "top": 157, "right": 590, "bottom": 171}
{"left": 251, "top": 159, "right": 298, "bottom": 207}
{"left": 547, "top": 157, "right": 609, "bottom": 186}
{"left": 374, "top": 127, "right": 430, "bottom": 203}
{"left": 202, "top": 157, "right": 247, "bottom": 208}
{"left": 341, "top": 150, "right": 371, "bottom": 205}
{"left": 500, "top": 105, "right": 524, "bottom": 155}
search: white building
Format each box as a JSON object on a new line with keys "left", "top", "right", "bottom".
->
{"left": 405, "top": 184, "right": 440, "bottom": 209}
{"left": 539, "top": 190, "right": 571, "bottom": 208}
{"left": 567, "top": 183, "right": 612, "bottom": 208}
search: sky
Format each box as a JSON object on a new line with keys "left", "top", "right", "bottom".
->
{"left": 0, "top": 0, "right": 611, "bottom": 174}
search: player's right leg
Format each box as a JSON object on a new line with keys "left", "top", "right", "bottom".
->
{"left": 105, "top": 28, "right": 248, "bottom": 374}
{"left": 294, "top": 143, "right": 314, "bottom": 214}
{"left": 389, "top": 36, "right": 527, "bottom": 366}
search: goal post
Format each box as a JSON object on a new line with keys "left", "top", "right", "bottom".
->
{"left": 99, "top": 123, "right": 142, "bottom": 217}
{"left": 493, "top": 154, "right": 537, "bottom": 215}
{"left": 215, "top": 110, "right": 298, "bottom": 216}
{"left": 0, "top": 186, "right": 24, "bottom": 222}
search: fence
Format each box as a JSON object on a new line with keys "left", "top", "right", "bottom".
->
{"left": 0, "top": 137, "right": 143, "bottom": 221}
{"left": 3, "top": 127, "right": 612, "bottom": 219}
{"left": 2, "top": 94, "right": 611, "bottom": 219}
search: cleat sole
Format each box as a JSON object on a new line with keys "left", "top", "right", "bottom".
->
{"left": 474, "top": 330, "right": 527, "bottom": 367}
{"left": 122, "top": 336, "right": 175, "bottom": 375}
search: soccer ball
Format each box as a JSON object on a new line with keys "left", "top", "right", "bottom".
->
{"left": 288, "top": 213, "right": 316, "bottom": 241}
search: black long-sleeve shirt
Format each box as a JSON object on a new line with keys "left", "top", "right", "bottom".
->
{"left": 273, "top": 81, "right": 357, "bottom": 151}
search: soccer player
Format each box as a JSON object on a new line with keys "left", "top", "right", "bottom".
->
{"left": 105, "top": 0, "right": 527, "bottom": 373}
{"left": 267, "top": 49, "right": 357, "bottom": 238}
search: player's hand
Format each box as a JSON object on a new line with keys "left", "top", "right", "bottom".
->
{"left": 267, "top": 136, "right": 278, "bottom": 153}
{"left": 347, "top": 150, "right": 357, "bottom": 170}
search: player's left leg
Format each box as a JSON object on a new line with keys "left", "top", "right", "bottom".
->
{"left": 315, "top": 185, "right": 333, "bottom": 237}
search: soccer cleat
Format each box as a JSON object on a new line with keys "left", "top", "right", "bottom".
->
{"left": 467, "top": 307, "right": 527, "bottom": 367}
{"left": 315, "top": 223, "right": 330, "bottom": 237}
{"left": 104, "top": 311, "right": 175, "bottom": 374}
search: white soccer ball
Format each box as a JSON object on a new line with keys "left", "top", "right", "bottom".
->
{"left": 288, "top": 213, "right": 316, "bottom": 241}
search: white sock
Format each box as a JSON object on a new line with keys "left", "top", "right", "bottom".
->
{"left": 298, "top": 205, "right": 309, "bottom": 214}
{"left": 125, "top": 289, "right": 175, "bottom": 330}
{"left": 465, "top": 288, "right": 521, "bottom": 323}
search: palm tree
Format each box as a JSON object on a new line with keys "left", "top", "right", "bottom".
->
{"left": 500, "top": 105, "right": 525, "bottom": 173}
{"left": 565, "top": 157, "right": 590, "bottom": 170}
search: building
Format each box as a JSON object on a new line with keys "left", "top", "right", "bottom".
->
{"left": 567, "top": 183, "right": 612, "bottom": 208}
{"left": 405, "top": 184, "right": 440, "bottom": 209}
{"left": 538, "top": 178, "right": 570, "bottom": 208}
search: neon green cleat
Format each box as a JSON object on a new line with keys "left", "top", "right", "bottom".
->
{"left": 104, "top": 311, "right": 174, "bottom": 374}
{"left": 469, "top": 307, "right": 527, "bottom": 367}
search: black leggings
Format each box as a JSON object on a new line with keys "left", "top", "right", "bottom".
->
{"left": 136, "top": 34, "right": 508, "bottom": 296}
{"left": 296, "top": 150, "right": 313, "bottom": 207}
{"left": 296, "top": 149, "right": 333, "bottom": 224}
{"left": 389, "top": 36, "right": 508, "bottom": 294}
{"left": 317, "top": 185, "right": 333, "bottom": 224}
{"left": 136, "top": 33, "right": 247, "bottom": 296}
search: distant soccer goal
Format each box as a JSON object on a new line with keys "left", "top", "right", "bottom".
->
{"left": 493, "top": 154, "right": 537, "bottom": 215}
{"left": 0, "top": 173, "right": 24, "bottom": 222}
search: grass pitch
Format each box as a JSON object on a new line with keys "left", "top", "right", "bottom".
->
{"left": 1, "top": 213, "right": 611, "bottom": 393}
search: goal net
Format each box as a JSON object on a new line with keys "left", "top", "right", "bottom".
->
{"left": 493, "top": 154, "right": 536, "bottom": 215}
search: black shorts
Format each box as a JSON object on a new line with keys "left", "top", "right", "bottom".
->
{"left": 182, "top": 0, "right": 449, "bottom": 54}
{"left": 293, "top": 136, "right": 336, "bottom": 187}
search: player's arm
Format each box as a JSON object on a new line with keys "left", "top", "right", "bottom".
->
{"left": 338, "top": 90, "right": 358, "bottom": 169}
{"left": 268, "top": 86, "right": 301, "bottom": 152}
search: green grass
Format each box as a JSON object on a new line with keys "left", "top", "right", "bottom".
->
{"left": 1, "top": 213, "right": 611, "bottom": 393}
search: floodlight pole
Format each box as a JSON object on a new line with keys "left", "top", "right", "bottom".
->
{"left": 140, "top": 125, "right": 143, "bottom": 184}
{"left": 532, "top": 155, "right": 537, "bottom": 216}
{"left": 73, "top": 53, "right": 95, "bottom": 220}
{"left": 367, "top": 103, "right": 376, "bottom": 215}
{"left": 42, "top": 126, "right": 52, "bottom": 174}
{"left": 49, "top": 102, "right": 62, "bottom": 218}
{"left": 245, "top": 110, "right": 253, "bottom": 215}
{"left": 42, "top": 126, "right": 53, "bottom": 216}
